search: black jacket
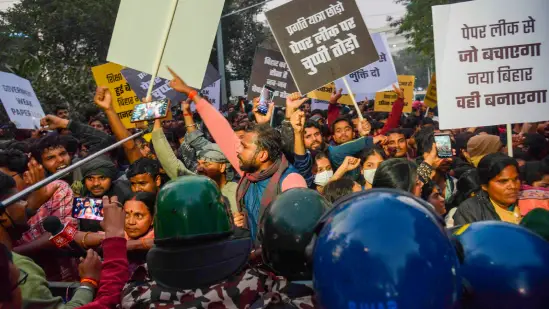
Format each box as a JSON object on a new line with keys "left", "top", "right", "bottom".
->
{"left": 454, "top": 190, "right": 501, "bottom": 225}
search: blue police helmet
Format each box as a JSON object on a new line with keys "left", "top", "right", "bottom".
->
{"left": 312, "top": 189, "right": 461, "bottom": 309}
{"left": 454, "top": 221, "right": 549, "bottom": 309}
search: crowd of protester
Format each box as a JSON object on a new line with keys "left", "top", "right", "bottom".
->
{"left": 0, "top": 67, "right": 548, "bottom": 308}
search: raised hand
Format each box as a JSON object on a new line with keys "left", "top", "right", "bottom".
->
{"left": 182, "top": 98, "right": 192, "bottom": 114}
{"left": 167, "top": 66, "right": 193, "bottom": 94}
{"left": 253, "top": 97, "right": 274, "bottom": 125}
{"left": 100, "top": 195, "right": 126, "bottom": 239}
{"left": 40, "top": 115, "right": 69, "bottom": 130}
{"left": 341, "top": 156, "right": 361, "bottom": 172}
{"left": 329, "top": 88, "right": 343, "bottom": 104}
{"left": 290, "top": 110, "right": 306, "bottom": 134}
{"left": 392, "top": 84, "right": 404, "bottom": 99}
{"left": 94, "top": 86, "right": 113, "bottom": 111}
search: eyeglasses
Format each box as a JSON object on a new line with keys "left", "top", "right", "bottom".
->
{"left": 11, "top": 269, "right": 28, "bottom": 291}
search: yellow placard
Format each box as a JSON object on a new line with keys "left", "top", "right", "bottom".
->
{"left": 374, "top": 75, "right": 415, "bottom": 113}
{"left": 91, "top": 63, "right": 140, "bottom": 128}
{"left": 424, "top": 73, "right": 437, "bottom": 108}
{"left": 307, "top": 82, "right": 357, "bottom": 105}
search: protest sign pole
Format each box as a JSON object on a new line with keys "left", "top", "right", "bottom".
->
{"left": 342, "top": 77, "right": 363, "bottom": 121}
{"left": 506, "top": 123, "right": 513, "bottom": 157}
{"left": 146, "top": 0, "right": 179, "bottom": 99}
{"left": 0, "top": 130, "right": 147, "bottom": 208}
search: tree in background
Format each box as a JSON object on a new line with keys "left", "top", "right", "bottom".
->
{"left": 388, "top": 0, "right": 471, "bottom": 59}
{"left": 392, "top": 49, "right": 431, "bottom": 89}
{"left": 0, "top": 0, "right": 266, "bottom": 123}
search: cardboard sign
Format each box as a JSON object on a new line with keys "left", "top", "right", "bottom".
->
{"left": 107, "top": 0, "right": 224, "bottom": 88}
{"left": 433, "top": 0, "right": 549, "bottom": 129}
{"left": 0, "top": 72, "right": 45, "bottom": 129}
{"left": 424, "top": 74, "right": 437, "bottom": 108}
{"left": 91, "top": 63, "right": 140, "bottom": 128}
{"left": 247, "top": 48, "right": 298, "bottom": 106}
{"left": 265, "top": 0, "right": 378, "bottom": 94}
{"left": 374, "top": 75, "right": 415, "bottom": 113}
{"left": 307, "top": 82, "right": 359, "bottom": 106}
{"left": 334, "top": 33, "right": 398, "bottom": 97}
{"left": 197, "top": 79, "right": 221, "bottom": 111}
{"left": 121, "top": 63, "right": 220, "bottom": 103}
{"left": 230, "top": 80, "right": 246, "bottom": 97}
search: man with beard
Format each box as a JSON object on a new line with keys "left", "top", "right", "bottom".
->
{"left": 168, "top": 67, "right": 306, "bottom": 240}
{"left": 421, "top": 132, "right": 456, "bottom": 203}
{"left": 81, "top": 157, "right": 131, "bottom": 204}
{"left": 11, "top": 140, "right": 79, "bottom": 282}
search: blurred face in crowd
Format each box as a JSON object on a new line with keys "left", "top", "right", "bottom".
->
{"left": 41, "top": 146, "right": 71, "bottom": 174}
{"left": 56, "top": 109, "right": 69, "bottom": 119}
{"left": 0, "top": 168, "right": 25, "bottom": 192}
{"left": 0, "top": 187, "right": 30, "bottom": 243}
{"left": 237, "top": 132, "right": 266, "bottom": 173}
{"left": 85, "top": 175, "right": 112, "bottom": 197}
{"left": 196, "top": 159, "right": 226, "bottom": 181}
{"left": 129, "top": 174, "right": 160, "bottom": 193}
{"left": 482, "top": 165, "right": 520, "bottom": 208}
{"left": 314, "top": 156, "right": 332, "bottom": 193}
{"left": 532, "top": 174, "right": 549, "bottom": 188}
{"left": 362, "top": 152, "right": 384, "bottom": 188}
{"left": 385, "top": 133, "right": 408, "bottom": 158}
{"left": 302, "top": 103, "right": 311, "bottom": 116}
{"left": 89, "top": 120, "right": 105, "bottom": 132}
{"left": 333, "top": 120, "right": 353, "bottom": 144}
{"left": 304, "top": 126, "right": 324, "bottom": 151}
{"left": 428, "top": 186, "right": 446, "bottom": 216}
{"left": 124, "top": 200, "right": 153, "bottom": 240}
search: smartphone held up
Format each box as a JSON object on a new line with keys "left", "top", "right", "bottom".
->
{"left": 434, "top": 133, "right": 453, "bottom": 158}
{"left": 130, "top": 99, "right": 170, "bottom": 123}
{"left": 258, "top": 85, "right": 275, "bottom": 115}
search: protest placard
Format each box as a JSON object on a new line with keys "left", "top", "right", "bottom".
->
{"left": 199, "top": 80, "right": 221, "bottom": 111}
{"left": 334, "top": 33, "right": 398, "bottom": 97}
{"left": 121, "top": 64, "right": 220, "bottom": 103}
{"left": 265, "top": 0, "right": 378, "bottom": 94}
{"left": 91, "top": 63, "right": 139, "bottom": 128}
{"left": 247, "top": 48, "right": 298, "bottom": 106}
{"left": 0, "top": 72, "right": 45, "bottom": 129}
{"left": 307, "top": 82, "right": 357, "bottom": 106}
{"left": 374, "top": 75, "right": 415, "bottom": 113}
{"left": 107, "top": 0, "right": 224, "bottom": 89}
{"left": 230, "top": 80, "right": 246, "bottom": 97}
{"left": 424, "top": 74, "right": 437, "bottom": 108}
{"left": 433, "top": 0, "right": 549, "bottom": 129}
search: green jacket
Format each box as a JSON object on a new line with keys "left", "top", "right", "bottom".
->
{"left": 13, "top": 252, "right": 94, "bottom": 309}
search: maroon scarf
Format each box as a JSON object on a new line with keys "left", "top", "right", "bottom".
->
{"left": 236, "top": 156, "right": 289, "bottom": 229}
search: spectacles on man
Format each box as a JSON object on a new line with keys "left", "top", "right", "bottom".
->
{"left": 11, "top": 269, "right": 28, "bottom": 291}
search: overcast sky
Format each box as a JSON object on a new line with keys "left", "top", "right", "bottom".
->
{"left": 258, "top": 0, "right": 406, "bottom": 29}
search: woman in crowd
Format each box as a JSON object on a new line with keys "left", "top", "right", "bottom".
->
{"left": 323, "top": 178, "right": 362, "bottom": 203}
{"left": 421, "top": 180, "right": 446, "bottom": 216}
{"left": 124, "top": 192, "right": 156, "bottom": 249}
{"left": 517, "top": 161, "right": 549, "bottom": 216}
{"left": 361, "top": 146, "right": 386, "bottom": 189}
{"left": 454, "top": 153, "right": 521, "bottom": 225}
{"left": 372, "top": 159, "right": 422, "bottom": 197}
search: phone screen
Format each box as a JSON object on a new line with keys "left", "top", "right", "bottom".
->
{"left": 258, "top": 86, "right": 274, "bottom": 114}
{"left": 72, "top": 197, "right": 104, "bottom": 221}
{"left": 434, "top": 134, "right": 453, "bottom": 158}
{"left": 130, "top": 99, "right": 169, "bottom": 123}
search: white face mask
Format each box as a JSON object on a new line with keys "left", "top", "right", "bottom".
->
{"left": 314, "top": 170, "right": 334, "bottom": 186}
{"left": 363, "top": 168, "right": 377, "bottom": 184}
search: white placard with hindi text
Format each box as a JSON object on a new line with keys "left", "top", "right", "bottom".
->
{"left": 198, "top": 79, "right": 221, "bottom": 111}
{"left": 433, "top": 0, "right": 549, "bottom": 129}
{"left": 334, "top": 33, "right": 398, "bottom": 99}
{"left": 107, "top": 0, "right": 224, "bottom": 89}
{"left": 0, "top": 72, "right": 45, "bottom": 129}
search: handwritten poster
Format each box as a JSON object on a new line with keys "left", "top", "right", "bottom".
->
{"left": 265, "top": 0, "right": 377, "bottom": 94}
{"left": 0, "top": 72, "right": 45, "bottom": 129}
{"left": 424, "top": 74, "right": 437, "bottom": 108}
{"left": 91, "top": 63, "right": 139, "bottom": 128}
{"left": 433, "top": 0, "right": 549, "bottom": 129}
{"left": 247, "top": 48, "right": 298, "bottom": 106}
